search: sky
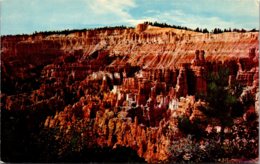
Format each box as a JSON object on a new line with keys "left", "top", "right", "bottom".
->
{"left": 1, "top": 0, "right": 259, "bottom": 35}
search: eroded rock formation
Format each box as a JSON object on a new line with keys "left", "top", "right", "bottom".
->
{"left": 1, "top": 24, "right": 259, "bottom": 162}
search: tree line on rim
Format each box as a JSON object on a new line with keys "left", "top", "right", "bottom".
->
{"left": 143, "top": 21, "right": 258, "bottom": 34}
{"left": 3, "top": 26, "right": 133, "bottom": 37}
{"left": 3, "top": 21, "right": 258, "bottom": 37}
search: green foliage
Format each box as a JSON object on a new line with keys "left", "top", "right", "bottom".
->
{"left": 2, "top": 23, "right": 258, "bottom": 37}
{"left": 224, "top": 28, "right": 232, "bottom": 32}
{"left": 31, "top": 25, "right": 133, "bottom": 36}
{"left": 250, "top": 28, "right": 258, "bottom": 32}
{"left": 38, "top": 118, "right": 147, "bottom": 162}
{"left": 143, "top": 21, "right": 255, "bottom": 34}
{"left": 177, "top": 116, "right": 192, "bottom": 134}
{"left": 170, "top": 67, "right": 258, "bottom": 163}
{"left": 3, "top": 26, "right": 133, "bottom": 37}
{"left": 169, "top": 135, "right": 223, "bottom": 163}
{"left": 211, "top": 28, "right": 258, "bottom": 34}
{"left": 241, "top": 91, "right": 255, "bottom": 107}
{"left": 202, "top": 28, "right": 209, "bottom": 33}
{"left": 212, "top": 28, "right": 223, "bottom": 34}
{"left": 198, "top": 68, "right": 244, "bottom": 121}
{"left": 144, "top": 21, "right": 194, "bottom": 31}
{"left": 195, "top": 27, "right": 202, "bottom": 32}
{"left": 177, "top": 116, "right": 204, "bottom": 138}
{"left": 169, "top": 119, "right": 259, "bottom": 163}
{"left": 194, "top": 27, "right": 209, "bottom": 33}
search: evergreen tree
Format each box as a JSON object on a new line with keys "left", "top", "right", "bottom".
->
{"left": 202, "top": 28, "right": 209, "bottom": 33}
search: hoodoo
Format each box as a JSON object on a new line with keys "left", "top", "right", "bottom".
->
{"left": 1, "top": 24, "right": 259, "bottom": 163}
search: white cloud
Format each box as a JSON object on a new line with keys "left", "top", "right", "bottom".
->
{"left": 88, "top": 0, "right": 136, "bottom": 24}
{"left": 130, "top": 0, "right": 258, "bottom": 30}
{"left": 180, "top": 16, "right": 237, "bottom": 30}
{"left": 1, "top": 0, "right": 258, "bottom": 34}
{"left": 127, "top": 18, "right": 157, "bottom": 26}
{"left": 132, "top": 10, "right": 240, "bottom": 30}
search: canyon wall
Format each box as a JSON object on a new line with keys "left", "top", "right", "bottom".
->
{"left": 1, "top": 24, "right": 259, "bottom": 162}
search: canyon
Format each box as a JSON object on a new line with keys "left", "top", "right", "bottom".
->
{"left": 1, "top": 24, "right": 259, "bottom": 162}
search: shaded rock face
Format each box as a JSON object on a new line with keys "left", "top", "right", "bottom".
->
{"left": 1, "top": 24, "right": 259, "bottom": 162}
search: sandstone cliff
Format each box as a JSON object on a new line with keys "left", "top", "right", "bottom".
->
{"left": 1, "top": 24, "right": 259, "bottom": 162}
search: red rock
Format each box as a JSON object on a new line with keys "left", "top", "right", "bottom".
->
{"left": 1, "top": 24, "right": 259, "bottom": 163}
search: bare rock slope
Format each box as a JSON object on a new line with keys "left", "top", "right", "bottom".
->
{"left": 1, "top": 24, "right": 259, "bottom": 162}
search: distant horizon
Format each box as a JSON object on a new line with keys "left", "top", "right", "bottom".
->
{"left": 1, "top": 0, "right": 259, "bottom": 35}
{"left": 1, "top": 21, "right": 259, "bottom": 36}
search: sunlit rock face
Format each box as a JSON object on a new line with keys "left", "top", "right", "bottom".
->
{"left": 1, "top": 24, "right": 259, "bottom": 162}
